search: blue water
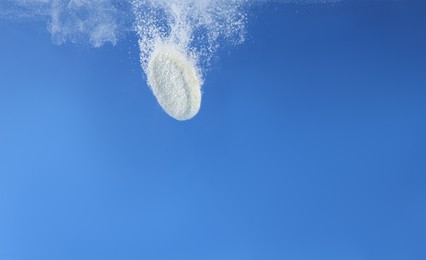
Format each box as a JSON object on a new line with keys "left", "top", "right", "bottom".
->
{"left": 0, "top": 1, "right": 425, "bottom": 260}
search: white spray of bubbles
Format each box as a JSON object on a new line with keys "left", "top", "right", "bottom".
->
{"left": 0, "top": 0, "right": 337, "bottom": 120}
{"left": 132, "top": 0, "right": 248, "bottom": 120}
{"left": 1, "top": 0, "right": 248, "bottom": 120}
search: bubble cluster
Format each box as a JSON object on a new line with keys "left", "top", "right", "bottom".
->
{"left": 132, "top": 0, "right": 247, "bottom": 119}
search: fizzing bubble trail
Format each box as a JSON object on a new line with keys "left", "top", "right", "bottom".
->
{"left": 0, "top": 0, "right": 248, "bottom": 120}
{"left": 132, "top": 0, "right": 247, "bottom": 120}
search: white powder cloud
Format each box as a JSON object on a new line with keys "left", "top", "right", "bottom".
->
{"left": 0, "top": 0, "right": 127, "bottom": 47}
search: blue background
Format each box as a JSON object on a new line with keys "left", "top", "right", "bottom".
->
{"left": 0, "top": 1, "right": 425, "bottom": 260}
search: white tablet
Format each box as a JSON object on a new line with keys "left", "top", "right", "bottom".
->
{"left": 147, "top": 44, "right": 202, "bottom": 121}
